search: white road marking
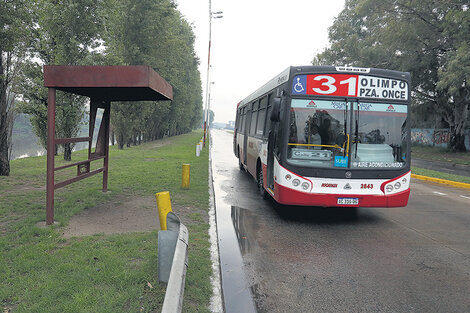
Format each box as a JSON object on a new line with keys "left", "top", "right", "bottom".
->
{"left": 459, "top": 195, "right": 470, "bottom": 200}
{"left": 433, "top": 191, "right": 447, "bottom": 196}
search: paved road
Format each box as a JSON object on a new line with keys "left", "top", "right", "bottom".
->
{"left": 211, "top": 129, "right": 470, "bottom": 313}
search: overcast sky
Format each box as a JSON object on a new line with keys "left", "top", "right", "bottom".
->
{"left": 175, "top": 0, "right": 345, "bottom": 124}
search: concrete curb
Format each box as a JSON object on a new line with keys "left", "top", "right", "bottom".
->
{"left": 161, "top": 222, "right": 189, "bottom": 313}
{"left": 411, "top": 173, "right": 470, "bottom": 190}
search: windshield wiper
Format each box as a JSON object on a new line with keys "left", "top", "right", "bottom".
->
{"left": 354, "top": 101, "right": 360, "bottom": 158}
{"left": 343, "top": 99, "right": 348, "bottom": 157}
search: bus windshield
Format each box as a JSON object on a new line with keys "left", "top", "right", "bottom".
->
{"left": 287, "top": 99, "right": 408, "bottom": 169}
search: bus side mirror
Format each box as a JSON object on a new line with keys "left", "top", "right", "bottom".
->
{"left": 270, "top": 97, "right": 281, "bottom": 122}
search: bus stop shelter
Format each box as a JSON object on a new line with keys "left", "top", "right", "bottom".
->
{"left": 43, "top": 65, "right": 173, "bottom": 225}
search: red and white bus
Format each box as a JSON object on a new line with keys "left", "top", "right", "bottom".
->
{"left": 233, "top": 66, "right": 411, "bottom": 207}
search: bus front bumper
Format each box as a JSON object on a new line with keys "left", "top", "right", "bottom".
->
{"left": 272, "top": 182, "right": 410, "bottom": 208}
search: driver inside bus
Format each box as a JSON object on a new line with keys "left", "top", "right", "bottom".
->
{"left": 305, "top": 117, "right": 321, "bottom": 149}
{"left": 319, "top": 118, "right": 331, "bottom": 145}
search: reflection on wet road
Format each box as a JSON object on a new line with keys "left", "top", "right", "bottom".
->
{"left": 211, "top": 129, "right": 470, "bottom": 313}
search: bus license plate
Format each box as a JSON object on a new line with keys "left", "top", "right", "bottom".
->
{"left": 337, "top": 198, "right": 359, "bottom": 205}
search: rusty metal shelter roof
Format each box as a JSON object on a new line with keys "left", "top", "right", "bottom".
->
{"left": 44, "top": 65, "right": 173, "bottom": 101}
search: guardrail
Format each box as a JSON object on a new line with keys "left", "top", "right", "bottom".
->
{"left": 157, "top": 201, "right": 189, "bottom": 312}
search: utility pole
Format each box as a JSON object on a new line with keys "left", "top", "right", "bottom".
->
{"left": 203, "top": 0, "right": 222, "bottom": 147}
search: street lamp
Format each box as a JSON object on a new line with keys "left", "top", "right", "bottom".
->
{"left": 203, "top": 1, "right": 223, "bottom": 147}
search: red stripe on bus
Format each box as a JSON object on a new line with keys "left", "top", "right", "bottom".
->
{"left": 272, "top": 182, "right": 410, "bottom": 208}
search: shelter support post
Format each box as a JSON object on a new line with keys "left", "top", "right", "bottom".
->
{"left": 46, "top": 88, "right": 56, "bottom": 225}
{"left": 102, "top": 101, "right": 110, "bottom": 192}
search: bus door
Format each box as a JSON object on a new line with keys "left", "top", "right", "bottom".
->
{"left": 243, "top": 107, "right": 252, "bottom": 165}
{"left": 267, "top": 123, "right": 276, "bottom": 188}
{"left": 266, "top": 96, "right": 280, "bottom": 188}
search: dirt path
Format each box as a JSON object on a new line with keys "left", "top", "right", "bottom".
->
{"left": 61, "top": 195, "right": 204, "bottom": 238}
{"left": 61, "top": 195, "right": 160, "bottom": 238}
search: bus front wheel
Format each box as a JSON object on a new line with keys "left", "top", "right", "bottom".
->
{"left": 238, "top": 148, "right": 245, "bottom": 171}
{"left": 257, "top": 164, "right": 268, "bottom": 199}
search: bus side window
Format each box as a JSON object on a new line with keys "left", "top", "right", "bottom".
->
{"left": 256, "top": 96, "right": 268, "bottom": 137}
{"left": 235, "top": 108, "right": 240, "bottom": 131}
{"left": 241, "top": 108, "right": 246, "bottom": 133}
{"left": 264, "top": 94, "right": 273, "bottom": 136}
{"left": 250, "top": 101, "right": 259, "bottom": 136}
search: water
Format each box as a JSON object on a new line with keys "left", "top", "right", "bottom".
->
{"left": 10, "top": 113, "right": 100, "bottom": 161}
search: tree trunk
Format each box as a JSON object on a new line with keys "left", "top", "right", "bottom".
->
{"left": 0, "top": 78, "right": 13, "bottom": 176}
{"left": 449, "top": 131, "right": 467, "bottom": 152}
{"left": 0, "top": 124, "right": 10, "bottom": 175}
{"left": 132, "top": 131, "right": 137, "bottom": 146}
{"left": 111, "top": 130, "right": 115, "bottom": 146}
{"left": 118, "top": 133, "right": 124, "bottom": 149}
{"left": 63, "top": 143, "right": 72, "bottom": 161}
{"left": 447, "top": 99, "right": 468, "bottom": 152}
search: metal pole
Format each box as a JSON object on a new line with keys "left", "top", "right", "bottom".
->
{"left": 203, "top": 0, "right": 212, "bottom": 147}
{"left": 102, "top": 101, "right": 111, "bottom": 192}
{"left": 46, "top": 88, "right": 56, "bottom": 225}
{"left": 208, "top": 82, "right": 213, "bottom": 133}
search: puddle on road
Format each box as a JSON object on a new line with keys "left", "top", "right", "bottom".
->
{"left": 231, "top": 206, "right": 259, "bottom": 255}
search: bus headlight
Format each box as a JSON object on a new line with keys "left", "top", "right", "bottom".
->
{"left": 394, "top": 182, "right": 401, "bottom": 189}
{"left": 301, "top": 182, "right": 310, "bottom": 190}
{"left": 386, "top": 185, "right": 394, "bottom": 193}
{"left": 285, "top": 174, "right": 291, "bottom": 181}
{"left": 292, "top": 179, "right": 300, "bottom": 187}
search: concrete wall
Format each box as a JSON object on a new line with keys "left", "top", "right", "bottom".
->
{"left": 411, "top": 128, "right": 470, "bottom": 149}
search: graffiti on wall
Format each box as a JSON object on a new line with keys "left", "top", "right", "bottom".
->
{"left": 411, "top": 129, "right": 432, "bottom": 145}
{"left": 411, "top": 128, "right": 451, "bottom": 147}
{"left": 432, "top": 130, "right": 451, "bottom": 145}
{"left": 411, "top": 128, "right": 470, "bottom": 149}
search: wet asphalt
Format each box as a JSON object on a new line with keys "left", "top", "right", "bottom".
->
{"left": 211, "top": 129, "right": 470, "bottom": 313}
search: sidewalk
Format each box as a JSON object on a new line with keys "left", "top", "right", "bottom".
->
{"left": 411, "top": 158, "right": 470, "bottom": 178}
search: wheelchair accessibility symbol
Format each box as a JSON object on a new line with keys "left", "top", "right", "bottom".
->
{"left": 292, "top": 75, "right": 306, "bottom": 94}
{"left": 294, "top": 77, "right": 304, "bottom": 92}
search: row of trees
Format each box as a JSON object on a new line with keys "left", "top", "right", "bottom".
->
{"left": 0, "top": 0, "right": 203, "bottom": 175}
{"left": 314, "top": 0, "right": 469, "bottom": 152}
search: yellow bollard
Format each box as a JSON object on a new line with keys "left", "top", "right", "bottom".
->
{"left": 182, "top": 164, "right": 190, "bottom": 189}
{"left": 156, "top": 191, "right": 172, "bottom": 230}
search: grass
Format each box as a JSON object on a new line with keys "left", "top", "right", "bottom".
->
{"left": 411, "top": 144, "right": 470, "bottom": 184}
{"left": 411, "top": 144, "right": 470, "bottom": 166}
{"left": 0, "top": 130, "right": 212, "bottom": 312}
{"left": 411, "top": 167, "right": 470, "bottom": 184}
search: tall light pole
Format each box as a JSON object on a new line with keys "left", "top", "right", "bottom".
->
{"left": 203, "top": 0, "right": 222, "bottom": 147}
{"left": 207, "top": 81, "right": 215, "bottom": 129}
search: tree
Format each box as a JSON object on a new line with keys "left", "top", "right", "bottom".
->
{"left": 1, "top": 0, "right": 31, "bottom": 175}
{"left": 19, "top": 0, "right": 103, "bottom": 160}
{"left": 315, "top": 0, "right": 470, "bottom": 151}
{"left": 100, "top": 0, "right": 203, "bottom": 147}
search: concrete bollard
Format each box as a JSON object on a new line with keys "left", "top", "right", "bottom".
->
{"left": 196, "top": 144, "right": 200, "bottom": 157}
{"left": 156, "top": 191, "right": 172, "bottom": 231}
{"left": 181, "top": 164, "right": 190, "bottom": 189}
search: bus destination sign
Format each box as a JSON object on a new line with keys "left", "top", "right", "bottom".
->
{"left": 292, "top": 74, "right": 408, "bottom": 101}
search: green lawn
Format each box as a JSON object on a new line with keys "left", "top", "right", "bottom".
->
{"left": 411, "top": 167, "right": 470, "bottom": 184}
{"left": 0, "top": 131, "right": 212, "bottom": 312}
{"left": 411, "top": 144, "right": 470, "bottom": 166}
{"left": 411, "top": 144, "right": 470, "bottom": 184}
